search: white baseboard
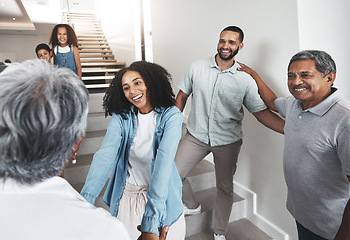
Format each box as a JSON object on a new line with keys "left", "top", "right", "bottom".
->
{"left": 233, "top": 181, "right": 289, "bottom": 240}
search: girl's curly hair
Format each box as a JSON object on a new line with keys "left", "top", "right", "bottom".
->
{"left": 103, "top": 61, "right": 176, "bottom": 118}
{"left": 49, "top": 24, "right": 78, "bottom": 48}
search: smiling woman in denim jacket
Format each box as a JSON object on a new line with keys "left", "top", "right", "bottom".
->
{"left": 81, "top": 61, "right": 185, "bottom": 240}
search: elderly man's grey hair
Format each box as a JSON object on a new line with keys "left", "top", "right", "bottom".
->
{"left": 288, "top": 50, "right": 337, "bottom": 77}
{"left": 0, "top": 59, "right": 89, "bottom": 184}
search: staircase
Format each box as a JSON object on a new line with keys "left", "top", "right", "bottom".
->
{"left": 63, "top": 94, "right": 273, "bottom": 240}
{"left": 63, "top": 12, "right": 126, "bottom": 92}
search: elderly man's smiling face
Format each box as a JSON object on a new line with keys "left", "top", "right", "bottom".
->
{"left": 287, "top": 59, "right": 335, "bottom": 110}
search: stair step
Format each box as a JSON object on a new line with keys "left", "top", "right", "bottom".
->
{"left": 85, "top": 112, "right": 110, "bottom": 132}
{"left": 70, "top": 18, "right": 98, "bottom": 22}
{"left": 82, "top": 68, "right": 121, "bottom": 73}
{"left": 85, "top": 84, "right": 110, "bottom": 89}
{"left": 87, "top": 93, "right": 105, "bottom": 113}
{"left": 76, "top": 31, "right": 104, "bottom": 35}
{"left": 81, "top": 59, "right": 116, "bottom": 63}
{"left": 78, "top": 37, "right": 107, "bottom": 41}
{"left": 186, "top": 219, "right": 272, "bottom": 240}
{"left": 67, "top": 14, "right": 96, "bottom": 18}
{"left": 75, "top": 27, "right": 103, "bottom": 31}
{"left": 82, "top": 75, "right": 115, "bottom": 80}
{"left": 79, "top": 42, "right": 108, "bottom": 45}
{"left": 78, "top": 34, "right": 105, "bottom": 38}
{"left": 79, "top": 49, "right": 112, "bottom": 53}
{"left": 80, "top": 54, "right": 114, "bottom": 58}
{"left": 187, "top": 159, "right": 216, "bottom": 192}
{"left": 75, "top": 26, "right": 101, "bottom": 29}
{"left": 185, "top": 187, "right": 245, "bottom": 237}
{"left": 79, "top": 46, "right": 111, "bottom": 50}
{"left": 81, "top": 62, "right": 125, "bottom": 67}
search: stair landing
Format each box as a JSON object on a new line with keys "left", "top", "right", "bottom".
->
{"left": 186, "top": 218, "right": 273, "bottom": 240}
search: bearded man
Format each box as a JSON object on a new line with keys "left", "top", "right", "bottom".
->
{"left": 174, "top": 26, "right": 285, "bottom": 240}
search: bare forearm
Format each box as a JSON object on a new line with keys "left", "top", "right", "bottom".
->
{"left": 253, "top": 109, "right": 285, "bottom": 134}
{"left": 238, "top": 62, "right": 278, "bottom": 112}
{"left": 175, "top": 90, "right": 188, "bottom": 112}
{"left": 249, "top": 71, "right": 278, "bottom": 112}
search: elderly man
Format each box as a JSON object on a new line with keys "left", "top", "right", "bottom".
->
{"left": 0, "top": 60, "right": 132, "bottom": 240}
{"left": 239, "top": 50, "right": 350, "bottom": 240}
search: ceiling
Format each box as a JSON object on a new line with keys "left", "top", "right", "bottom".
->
{"left": 0, "top": 0, "right": 87, "bottom": 34}
{"left": 0, "top": 0, "right": 35, "bottom": 31}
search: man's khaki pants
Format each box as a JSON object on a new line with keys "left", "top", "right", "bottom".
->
{"left": 175, "top": 132, "right": 242, "bottom": 235}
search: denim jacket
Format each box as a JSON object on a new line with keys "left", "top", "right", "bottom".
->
{"left": 81, "top": 106, "right": 183, "bottom": 235}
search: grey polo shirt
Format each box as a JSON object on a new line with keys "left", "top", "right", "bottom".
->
{"left": 179, "top": 56, "right": 266, "bottom": 147}
{"left": 275, "top": 89, "right": 350, "bottom": 239}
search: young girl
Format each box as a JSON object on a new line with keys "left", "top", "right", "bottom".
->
{"left": 81, "top": 61, "right": 186, "bottom": 240}
{"left": 49, "top": 24, "right": 82, "bottom": 78}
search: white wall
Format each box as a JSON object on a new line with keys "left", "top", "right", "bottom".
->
{"left": 150, "top": 0, "right": 300, "bottom": 239}
{"left": 297, "top": 0, "right": 350, "bottom": 99}
{"left": 95, "top": 0, "right": 139, "bottom": 67}
{"left": 0, "top": 23, "right": 56, "bottom": 62}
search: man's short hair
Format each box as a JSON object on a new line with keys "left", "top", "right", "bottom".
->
{"left": 0, "top": 59, "right": 89, "bottom": 184}
{"left": 288, "top": 50, "right": 336, "bottom": 77}
{"left": 221, "top": 26, "right": 244, "bottom": 43}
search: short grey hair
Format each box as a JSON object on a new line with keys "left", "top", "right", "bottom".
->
{"left": 288, "top": 50, "right": 336, "bottom": 77}
{"left": 0, "top": 59, "right": 89, "bottom": 184}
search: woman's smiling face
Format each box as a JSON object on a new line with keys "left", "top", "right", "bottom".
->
{"left": 121, "top": 70, "right": 153, "bottom": 114}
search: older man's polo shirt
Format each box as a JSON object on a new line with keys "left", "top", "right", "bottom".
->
{"left": 275, "top": 89, "right": 350, "bottom": 239}
{"left": 178, "top": 56, "right": 266, "bottom": 147}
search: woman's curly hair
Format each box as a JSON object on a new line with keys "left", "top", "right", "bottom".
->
{"left": 103, "top": 61, "right": 176, "bottom": 118}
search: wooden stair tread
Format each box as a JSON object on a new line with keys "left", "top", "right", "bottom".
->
{"left": 82, "top": 75, "right": 116, "bottom": 80}
{"left": 78, "top": 41, "right": 108, "bottom": 45}
{"left": 78, "top": 37, "right": 107, "bottom": 41}
{"left": 64, "top": 12, "right": 125, "bottom": 91}
{"left": 82, "top": 62, "right": 125, "bottom": 67}
{"left": 85, "top": 84, "right": 110, "bottom": 89}
{"left": 78, "top": 34, "right": 105, "bottom": 38}
{"left": 82, "top": 68, "right": 122, "bottom": 73}
{"left": 81, "top": 59, "right": 116, "bottom": 63}
{"left": 80, "top": 54, "right": 115, "bottom": 58}
{"left": 79, "top": 50, "right": 112, "bottom": 53}
{"left": 79, "top": 46, "right": 110, "bottom": 49}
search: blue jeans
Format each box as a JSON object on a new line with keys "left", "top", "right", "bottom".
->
{"left": 296, "top": 221, "right": 328, "bottom": 240}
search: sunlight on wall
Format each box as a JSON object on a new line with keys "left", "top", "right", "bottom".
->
{"left": 297, "top": 0, "right": 350, "bottom": 99}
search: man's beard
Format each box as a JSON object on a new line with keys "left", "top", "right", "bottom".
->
{"left": 217, "top": 47, "right": 239, "bottom": 60}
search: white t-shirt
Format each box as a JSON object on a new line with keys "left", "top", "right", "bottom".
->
{"left": 127, "top": 110, "right": 156, "bottom": 186}
{"left": 0, "top": 177, "right": 130, "bottom": 240}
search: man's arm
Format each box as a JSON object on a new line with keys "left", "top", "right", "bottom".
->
{"left": 238, "top": 62, "right": 278, "bottom": 112}
{"left": 175, "top": 90, "right": 189, "bottom": 112}
{"left": 252, "top": 109, "right": 284, "bottom": 134}
{"left": 334, "top": 175, "right": 350, "bottom": 240}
